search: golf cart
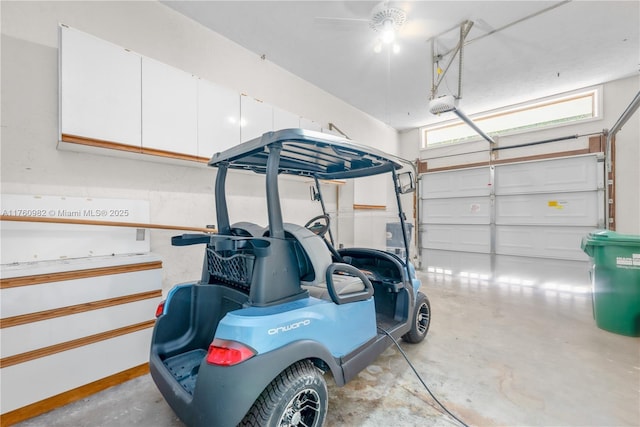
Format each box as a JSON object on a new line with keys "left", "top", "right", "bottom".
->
{"left": 150, "top": 129, "right": 430, "bottom": 427}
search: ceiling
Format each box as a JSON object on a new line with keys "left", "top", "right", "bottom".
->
{"left": 163, "top": 1, "right": 639, "bottom": 131}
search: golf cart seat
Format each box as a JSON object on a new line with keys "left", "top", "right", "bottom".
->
{"left": 283, "top": 223, "right": 373, "bottom": 304}
{"left": 230, "top": 222, "right": 266, "bottom": 237}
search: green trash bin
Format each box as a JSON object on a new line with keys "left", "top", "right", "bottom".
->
{"left": 581, "top": 230, "right": 640, "bottom": 337}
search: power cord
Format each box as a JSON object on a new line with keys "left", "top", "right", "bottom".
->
{"left": 377, "top": 327, "right": 470, "bottom": 427}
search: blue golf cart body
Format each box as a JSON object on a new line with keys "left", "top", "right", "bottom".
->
{"left": 149, "top": 129, "right": 430, "bottom": 427}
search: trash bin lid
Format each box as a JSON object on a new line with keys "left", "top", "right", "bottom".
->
{"left": 584, "top": 230, "right": 640, "bottom": 246}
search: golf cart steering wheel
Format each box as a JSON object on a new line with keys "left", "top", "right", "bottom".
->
{"left": 304, "top": 214, "right": 330, "bottom": 237}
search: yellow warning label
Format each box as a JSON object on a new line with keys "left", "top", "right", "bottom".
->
{"left": 548, "top": 200, "right": 566, "bottom": 209}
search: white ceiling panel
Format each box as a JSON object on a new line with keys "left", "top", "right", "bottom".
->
{"left": 163, "top": 1, "right": 640, "bottom": 131}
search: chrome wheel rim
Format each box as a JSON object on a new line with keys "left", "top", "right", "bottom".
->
{"left": 416, "top": 301, "right": 430, "bottom": 335}
{"left": 278, "top": 388, "right": 321, "bottom": 427}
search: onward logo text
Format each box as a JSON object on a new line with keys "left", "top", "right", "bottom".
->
{"left": 268, "top": 319, "right": 311, "bottom": 335}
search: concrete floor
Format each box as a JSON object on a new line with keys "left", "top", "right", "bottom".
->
{"left": 17, "top": 272, "right": 640, "bottom": 427}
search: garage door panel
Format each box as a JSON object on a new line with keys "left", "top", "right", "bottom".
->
{"left": 495, "top": 255, "right": 590, "bottom": 287}
{"left": 421, "top": 167, "right": 490, "bottom": 199}
{"left": 421, "top": 225, "right": 490, "bottom": 253}
{"left": 419, "top": 154, "right": 602, "bottom": 283}
{"left": 422, "top": 197, "right": 490, "bottom": 225}
{"left": 496, "top": 225, "right": 594, "bottom": 261}
{"left": 496, "top": 192, "right": 600, "bottom": 226}
{"left": 495, "top": 155, "right": 600, "bottom": 195}
{"left": 422, "top": 249, "right": 491, "bottom": 276}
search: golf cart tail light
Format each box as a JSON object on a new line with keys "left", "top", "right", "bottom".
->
{"left": 206, "top": 339, "right": 256, "bottom": 366}
{"left": 155, "top": 301, "right": 165, "bottom": 318}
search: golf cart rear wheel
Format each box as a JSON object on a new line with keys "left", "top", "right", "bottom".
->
{"left": 402, "top": 292, "right": 431, "bottom": 343}
{"left": 240, "top": 360, "right": 327, "bottom": 427}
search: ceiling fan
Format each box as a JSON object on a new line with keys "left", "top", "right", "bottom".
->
{"left": 315, "top": 2, "right": 408, "bottom": 52}
{"left": 369, "top": 4, "right": 406, "bottom": 40}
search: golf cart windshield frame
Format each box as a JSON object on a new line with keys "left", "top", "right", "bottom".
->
{"left": 209, "top": 129, "right": 414, "bottom": 264}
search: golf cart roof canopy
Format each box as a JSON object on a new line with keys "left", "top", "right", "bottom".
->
{"left": 209, "top": 129, "right": 408, "bottom": 180}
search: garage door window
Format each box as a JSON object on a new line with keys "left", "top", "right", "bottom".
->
{"left": 422, "top": 87, "right": 600, "bottom": 148}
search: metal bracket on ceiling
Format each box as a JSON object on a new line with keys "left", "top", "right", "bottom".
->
{"left": 430, "top": 20, "right": 474, "bottom": 100}
{"left": 427, "top": 20, "right": 496, "bottom": 145}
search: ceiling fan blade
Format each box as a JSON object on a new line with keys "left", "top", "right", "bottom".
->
{"left": 313, "top": 16, "right": 370, "bottom": 31}
{"left": 314, "top": 16, "right": 369, "bottom": 23}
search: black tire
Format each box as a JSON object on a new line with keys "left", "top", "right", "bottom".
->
{"left": 402, "top": 292, "right": 431, "bottom": 343}
{"left": 240, "top": 360, "right": 328, "bottom": 427}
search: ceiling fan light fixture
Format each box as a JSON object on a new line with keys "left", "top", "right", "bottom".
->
{"left": 368, "top": 5, "right": 406, "bottom": 54}
{"left": 381, "top": 20, "right": 395, "bottom": 44}
{"left": 373, "top": 40, "right": 401, "bottom": 54}
{"left": 370, "top": 6, "right": 406, "bottom": 40}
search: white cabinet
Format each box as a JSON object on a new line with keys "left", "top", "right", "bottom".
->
{"left": 142, "top": 58, "right": 198, "bottom": 156}
{"left": 240, "top": 95, "right": 273, "bottom": 142}
{"left": 59, "top": 26, "right": 324, "bottom": 165}
{"left": 0, "top": 254, "right": 161, "bottom": 415}
{"left": 273, "top": 106, "right": 300, "bottom": 131}
{"left": 60, "top": 26, "right": 141, "bottom": 147}
{"left": 198, "top": 79, "right": 241, "bottom": 158}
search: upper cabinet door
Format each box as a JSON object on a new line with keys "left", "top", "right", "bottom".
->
{"left": 198, "top": 79, "right": 241, "bottom": 159}
{"left": 60, "top": 26, "right": 141, "bottom": 147}
{"left": 142, "top": 57, "right": 198, "bottom": 156}
{"left": 240, "top": 95, "right": 273, "bottom": 142}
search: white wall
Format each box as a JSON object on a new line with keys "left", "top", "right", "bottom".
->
{"left": 606, "top": 77, "right": 640, "bottom": 235}
{"left": 398, "top": 128, "right": 421, "bottom": 161}
{"left": 0, "top": 1, "right": 399, "bottom": 291}
{"left": 401, "top": 75, "right": 640, "bottom": 234}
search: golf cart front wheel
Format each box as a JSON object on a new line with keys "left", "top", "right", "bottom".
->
{"left": 402, "top": 292, "right": 431, "bottom": 343}
{"left": 240, "top": 360, "right": 327, "bottom": 427}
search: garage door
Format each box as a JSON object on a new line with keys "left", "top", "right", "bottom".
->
{"left": 419, "top": 154, "right": 605, "bottom": 287}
